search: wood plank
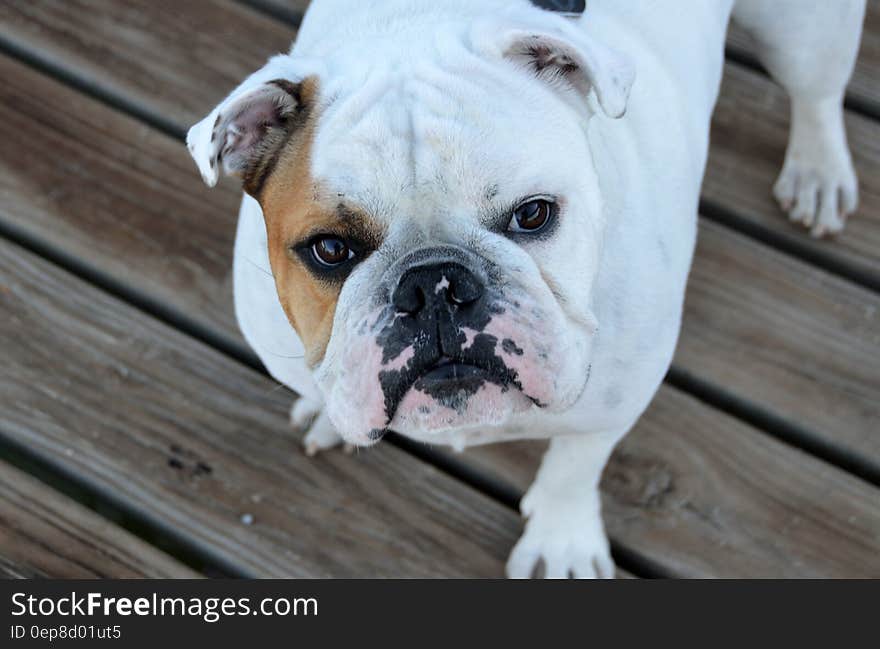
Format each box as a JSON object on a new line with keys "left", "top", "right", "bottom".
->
{"left": 0, "top": 459, "right": 198, "bottom": 578}
{"left": 0, "top": 0, "right": 295, "bottom": 130}
{"left": 728, "top": 0, "right": 880, "bottom": 115}
{"left": 680, "top": 220, "right": 880, "bottom": 472}
{"left": 0, "top": 237, "right": 520, "bottom": 577}
{"left": 461, "top": 383, "right": 880, "bottom": 578}
{"left": 0, "top": 50, "right": 244, "bottom": 349}
{"left": 1, "top": 0, "right": 878, "bottom": 282}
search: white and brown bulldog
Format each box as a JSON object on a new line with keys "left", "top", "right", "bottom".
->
{"left": 187, "top": 0, "right": 864, "bottom": 577}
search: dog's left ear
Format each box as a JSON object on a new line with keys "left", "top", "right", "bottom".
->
{"left": 482, "top": 24, "right": 635, "bottom": 119}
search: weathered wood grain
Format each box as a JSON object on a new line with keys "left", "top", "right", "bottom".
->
{"left": 0, "top": 0, "right": 295, "bottom": 130}
{"left": 0, "top": 53, "right": 244, "bottom": 349}
{"left": 1, "top": 0, "right": 878, "bottom": 282}
{"left": 681, "top": 220, "right": 880, "bottom": 468}
{"left": 0, "top": 459, "right": 199, "bottom": 578}
{"left": 728, "top": 0, "right": 880, "bottom": 115}
{"left": 0, "top": 238, "right": 521, "bottom": 577}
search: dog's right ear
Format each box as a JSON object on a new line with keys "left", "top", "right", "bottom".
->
{"left": 472, "top": 14, "right": 634, "bottom": 120}
{"left": 186, "top": 55, "right": 318, "bottom": 196}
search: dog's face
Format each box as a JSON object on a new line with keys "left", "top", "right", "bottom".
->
{"left": 188, "top": 20, "right": 633, "bottom": 446}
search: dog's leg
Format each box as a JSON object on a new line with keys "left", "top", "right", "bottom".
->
{"left": 506, "top": 429, "right": 622, "bottom": 579}
{"left": 290, "top": 397, "right": 350, "bottom": 456}
{"left": 732, "top": 0, "right": 865, "bottom": 237}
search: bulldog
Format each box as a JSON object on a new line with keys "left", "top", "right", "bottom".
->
{"left": 187, "top": 0, "right": 864, "bottom": 577}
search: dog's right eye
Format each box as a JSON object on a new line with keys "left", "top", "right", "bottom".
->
{"left": 507, "top": 198, "right": 555, "bottom": 234}
{"left": 311, "top": 236, "right": 355, "bottom": 267}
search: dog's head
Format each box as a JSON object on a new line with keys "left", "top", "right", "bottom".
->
{"left": 187, "top": 10, "right": 633, "bottom": 446}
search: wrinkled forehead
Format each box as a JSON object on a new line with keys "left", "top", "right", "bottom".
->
{"left": 309, "top": 63, "right": 589, "bottom": 221}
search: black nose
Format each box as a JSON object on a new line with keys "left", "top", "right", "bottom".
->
{"left": 392, "top": 262, "right": 484, "bottom": 315}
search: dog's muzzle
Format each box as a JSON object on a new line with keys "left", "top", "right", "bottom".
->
{"left": 375, "top": 254, "right": 522, "bottom": 423}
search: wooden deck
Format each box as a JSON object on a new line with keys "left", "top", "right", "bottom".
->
{"left": 0, "top": 0, "right": 878, "bottom": 578}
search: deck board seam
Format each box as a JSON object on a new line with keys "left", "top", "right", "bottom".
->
{"left": 699, "top": 198, "right": 880, "bottom": 294}
{"left": 724, "top": 46, "right": 880, "bottom": 121}
{"left": 0, "top": 32, "right": 185, "bottom": 140}
{"left": 238, "top": 0, "right": 306, "bottom": 27}
{"left": 0, "top": 428, "right": 226, "bottom": 577}
{"left": 0, "top": 213, "right": 260, "bottom": 369}
{"left": 666, "top": 367, "right": 880, "bottom": 488}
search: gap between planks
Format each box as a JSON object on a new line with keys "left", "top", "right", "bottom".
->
{"left": 0, "top": 457, "right": 199, "bottom": 578}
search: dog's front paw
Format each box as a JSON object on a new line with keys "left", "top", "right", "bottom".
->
{"left": 773, "top": 126, "right": 858, "bottom": 238}
{"left": 506, "top": 488, "right": 614, "bottom": 579}
{"left": 289, "top": 398, "right": 351, "bottom": 456}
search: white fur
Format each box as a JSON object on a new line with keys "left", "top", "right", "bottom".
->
{"left": 188, "top": 0, "right": 865, "bottom": 577}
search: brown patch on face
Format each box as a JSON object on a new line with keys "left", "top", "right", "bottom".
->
{"left": 255, "top": 77, "right": 383, "bottom": 366}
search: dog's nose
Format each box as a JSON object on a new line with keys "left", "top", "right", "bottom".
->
{"left": 392, "top": 262, "right": 484, "bottom": 316}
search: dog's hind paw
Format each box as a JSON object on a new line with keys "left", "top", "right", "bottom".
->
{"left": 773, "top": 100, "right": 858, "bottom": 239}
{"left": 773, "top": 160, "right": 857, "bottom": 238}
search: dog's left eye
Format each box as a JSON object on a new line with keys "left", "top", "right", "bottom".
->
{"left": 508, "top": 199, "right": 554, "bottom": 234}
{"left": 311, "top": 236, "right": 355, "bottom": 267}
